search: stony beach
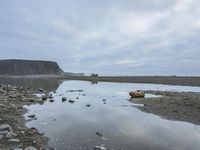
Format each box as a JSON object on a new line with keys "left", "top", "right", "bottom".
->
{"left": 0, "top": 84, "right": 53, "bottom": 150}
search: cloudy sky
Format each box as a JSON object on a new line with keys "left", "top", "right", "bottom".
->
{"left": 0, "top": 0, "right": 200, "bottom": 75}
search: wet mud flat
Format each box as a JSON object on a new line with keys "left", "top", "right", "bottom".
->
{"left": 64, "top": 76, "right": 200, "bottom": 87}
{"left": 0, "top": 84, "right": 51, "bottom": 150}
{"left": 134, "top": 91, "right": 200, "bottom": 125}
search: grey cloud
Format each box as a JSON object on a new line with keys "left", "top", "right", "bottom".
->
{"left": 0, "top": 0, "right": 199, "bottom": 75}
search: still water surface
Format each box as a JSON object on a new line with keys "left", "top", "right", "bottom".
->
{"left": 23, "top": 80, "right": 200, "bottom": 150}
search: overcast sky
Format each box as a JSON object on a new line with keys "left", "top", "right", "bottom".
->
{"left": 0, "top": 0, "right": 200, "bottom": 75}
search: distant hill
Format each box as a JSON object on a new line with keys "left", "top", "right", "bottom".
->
{"left": 0, "top": 59, "right": 64, "bottom": 76}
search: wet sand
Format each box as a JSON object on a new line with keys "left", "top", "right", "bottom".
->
{"left": 133, "top": 91, "right": 200, "bottom": 125}
{"left": 63, "top": 76, "right": 200, "bottom": 87}
{"left": 1, "top": 75, "right": 200, "bottom": 86}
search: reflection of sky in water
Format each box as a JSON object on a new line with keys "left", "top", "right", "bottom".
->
{"left": 25, "top": 81, "right": 200, "bottom": 150}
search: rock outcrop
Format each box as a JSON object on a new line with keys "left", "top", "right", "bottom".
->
{"left": 0, "top": 59, "right": 64, "bottom": 76}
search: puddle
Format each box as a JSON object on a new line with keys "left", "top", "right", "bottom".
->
{"left": 24, "top": 81, "right": 200, "bottom": 150}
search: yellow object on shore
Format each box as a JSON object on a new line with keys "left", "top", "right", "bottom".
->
{"left": 129, "top": 90, "right": 145, "bottom": 98}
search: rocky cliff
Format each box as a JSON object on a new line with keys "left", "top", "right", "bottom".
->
{"left": 0, "top": 59, "right": 64, "bottom": 76}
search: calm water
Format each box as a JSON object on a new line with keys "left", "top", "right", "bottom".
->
{"left": 23, "top": 80, "right": 200, "bottom": 150}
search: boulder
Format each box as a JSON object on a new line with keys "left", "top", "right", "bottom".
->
{"left": 129, "top": 90, "right": 145, "bottom": 98}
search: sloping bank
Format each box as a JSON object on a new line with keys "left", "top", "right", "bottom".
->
{"left": 0, "top": 84, "right": 54, "bottom": 150}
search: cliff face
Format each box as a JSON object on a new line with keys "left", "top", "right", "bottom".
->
{"left": 0, "top": 59, "right": 64, "bottom": 76}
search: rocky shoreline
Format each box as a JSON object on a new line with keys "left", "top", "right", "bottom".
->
{"left": 133, "top": 90, "right": 200, "bottom": 125}
{"left": 0, "top": 84, "right": 52, "bottom": 150}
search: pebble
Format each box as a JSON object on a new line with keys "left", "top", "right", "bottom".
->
{"left": 96, "top": 132, "right": 103, "bottom": 137}
{"left": 49, "top": 99, "right": 55, "bottom": 103}
{"left": 86, "top": 104, "right": 91, "bottom": 107}
{"left": 62, "top": 97, "right": 67, "bottom": 102}
{"left": 29, "top": 99, "right": 35, "bottom": 103}
{"left": 24, "top": 147, "right": 38, "bottom": 150}
{"left": 42, "top": 95, "right": 48, "bottom": 101}
{"left": 8, "top": 138, "right": 19, "bottom": 142}
{"left": 0, "top": 124, "right": 13, "bottom": 132}
{"left": 49, "top": 94, "right": 54, "bottom": 99}
{"left": 5, "top": 132, "right": 17, "bottom": 139}
{"left": 38, "top": 88, "right": 45, "bottom": 93}
{"left": 69, "top": 100, "right": 75, "bottom": 103}
{"left": 28, "top": 114, "right": 36, "bottom": 119}
{"left": 94, "top": 146, "right": 107, "bottom": 150}
{"left": 0, "top": 135, "right": 3, "bottom": 139}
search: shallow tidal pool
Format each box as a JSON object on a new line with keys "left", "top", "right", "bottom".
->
{"left": 25, "top": 81, "right": 200, "bottom": 150}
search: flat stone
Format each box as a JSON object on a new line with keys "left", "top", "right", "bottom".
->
{"left": 5, "top": 132, "right": 17, "bottom": 139}
{"left": 0, "top": 124, "right": 13, "bottom": 132}
{"left": 94, "top": 146, "right": 107, "bottom": 150}
{"left": 8, "top": 138, "right": 19, "bottom": 142}
{"left": 24, "top": 147, "right": 38, "bottom": 150}
{"left": 0, "top": 130, "right": 9, "bottom": 135}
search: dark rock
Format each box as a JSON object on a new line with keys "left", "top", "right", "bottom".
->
{"left": 42, "top": 95, "right": 48, "bottom": 101}
{"left": 38, "top": 88, "right": 45, "bottom": 93}
{"left": 86, "top": 104, "right": 91, "bottom": 107}
{"left": 29, "top": 99, "right": 35, "bottom": 103}
{"left": 62, "top": 97, "right": 67, "bottom": 102}
{"left": 96, "top": 132, "right": 103, "bottom": 137}
{"left": 68, "top": 100, "right": 75, "bottom": 103}
{"left": 28, "top": 114, "right": 36, "bottom": 119}
{"left": 49, "top": 99, "right": 55, "bottom": 103}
